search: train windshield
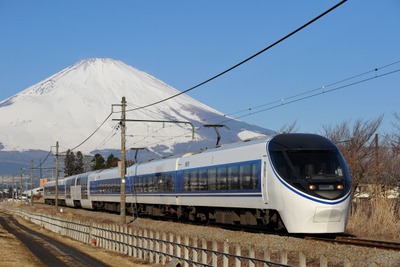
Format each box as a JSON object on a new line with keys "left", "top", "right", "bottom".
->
{"left": 285, "top": 150, "right": 345, "bottom": 180}
{"left": 268, "top": 134, "right": 351, "bottom": 200}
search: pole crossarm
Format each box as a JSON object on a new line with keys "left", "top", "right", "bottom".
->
{"left": 112, "top": 119, "right": 195, "bottom": 139}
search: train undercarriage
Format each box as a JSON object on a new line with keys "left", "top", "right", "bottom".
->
{"left": 91, "top": 201, "right": 286, "bottom": 231}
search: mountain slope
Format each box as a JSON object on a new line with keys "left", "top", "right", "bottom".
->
{"left": 0, "top": 58, "right": 272, "bottom": 157}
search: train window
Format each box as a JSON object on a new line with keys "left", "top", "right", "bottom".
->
{"left": 153, "top": 175, "right": 158, "bottom": 191}
{"left": 164, "top": 174, "right": 174, "bottom": 191}
{"left": 251, "top": 163, "right": 259, "bottom": 189}
{"left": 198, "top": 169, "right": 208, "bottom": 190}
{"left": 240, "top": 164, "right": 254, "bottom": 189}
{"left": 217, "top": 167, "right": 228, "bottom": 190}
{"left": 184, "top": 171, "right": 191, "bottom": 191}
{"left": 228, "top": 165, "right": 240, "bottom": 190}
{"left": 137, "top": 176, "right": 142, "bottom": 192}
{"left": 190, "top": 170, "right": 199, "bottom": 191}
{"left": 208, "top": 168, "right": 217, "bottom": 190}
{"left": 147, "top": 175, "right": 154, "bottom": 192}
{"left": 166, "top": 174, "right": 175, "bottom": 192}
{"left": 143, "top": 176, "right": 149, "bottom": 192}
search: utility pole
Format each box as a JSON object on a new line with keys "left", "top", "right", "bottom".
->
{"left": 120, "top": 97, "right": 126, "bottom": 224}
{"left": 12, "top": 175, "right": 15, "bottom": 202}
{"left": 55, "top": 141, "right": 59, "bottom": 211}
{"left": 20, "top": 169, "right": 23, "bottom": 199}
{"left": 30, "top": 160, "right": 33, "bottom": 206}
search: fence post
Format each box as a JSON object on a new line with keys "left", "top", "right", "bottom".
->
{"left": 223, "top": 240, "right": 229, "bottom": 267}
{"left": 169, "top": 233, "right": 174, "bottom": 263}
{"left": 320, "top": 255, "right": 328, "bottom": 267}
{"left": 192, "top": 236, "right": 198, "bottom": 265}
{"left": 249, "top": 246, "right": 255, "bottom": 267}
{"left": 212, "top": 240, "right": 218, "bottom": 267}
{"left": 264, "top": 247, "right": 270, "bottom": 267}
{"left": 183, "top": 235, "right": 189, "bottom": 267}
{"left": 149, "top": 230, "right": 154, "bottom": 263}
{"left": 138, "top": 229, "right": 143, "bottom": 260}
{"left": 125, "top": 225, "right": 128, "bottom": 254}
{"left": 202, "top": 238, "right": 207, "bottom": 265}
{"left": 106, "top": 224, "right": 110, "bottom": 251}
{"left": 235, "top": 243, "right": 241, "bottom": 267}
{"left": 344, "top": 258, "right": 352, "bottom": 267}
{"left": 299, "top": 252, "right": 306, "bottom": 267}
{"left": 128, "top": 227, "right": 133, "bottom": 257}
{"left": 155, "top": 231, "right": 160, "bottom": 264}
{"left": 280, "top": 250, "right": 288, "bottom": 265}
{"left": 176, "top": 235, "right": 181, "bottom": 262}
{"left": 133, "top": 229, "right": 138, "bottom": 258}
{"left": 162, "top": 232, "right": 167, "bottom": 264}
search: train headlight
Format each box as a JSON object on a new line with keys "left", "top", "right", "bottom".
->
{"left": 309, "top": 184, "right": 317, "bottom": 190}
{"left": 336, "top": 184, "right": 344, "bottom": 190}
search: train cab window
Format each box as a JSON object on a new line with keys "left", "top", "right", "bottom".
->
{"left": 286, "top": 150, "right": 345, "bottom": 180}
{"left": 270, "top": 151, "right": 296, "bottom": 180}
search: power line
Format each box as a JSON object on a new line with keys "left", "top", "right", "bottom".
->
{"left": 125, "top": 0, "right": 348, "bottom": 113}
{"left": 68, "top": 112, "right": 113, "bottom": 152}
{"left": 218, "top": 68, "right": 400, "bottom": 124}
{"left": 203, "top": 60, "right": 400, "bottom": 123}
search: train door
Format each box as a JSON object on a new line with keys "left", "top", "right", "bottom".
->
{"left": 262, "top": 156, "right": 269, "bottom": 204}
{"left": 71, "top": 177, "right": 82, "bottom": 207}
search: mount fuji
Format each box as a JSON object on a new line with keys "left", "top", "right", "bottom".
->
{"left": 0, "top": 58, "right": 273, "bottom": 176}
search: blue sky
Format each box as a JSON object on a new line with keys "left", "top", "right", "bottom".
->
{"left": 1, "top": 0, "right": 399, "bottom": 134}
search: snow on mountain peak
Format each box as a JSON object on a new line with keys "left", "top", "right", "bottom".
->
{"left": 0, "top": 58, "right": 271, "bottom": 155}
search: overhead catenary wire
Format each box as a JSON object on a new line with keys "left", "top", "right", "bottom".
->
{"left": 217, "top": 67, "right": 400, "bottom": 124}
{"left": 68, "top": 112, "right": 113, "bottom": 152}
{"left": 125, "top": 0, "right": 348, "bottom": 113}
{"left": 202, "top": 60, "right": 400, "bottom": 123}
{"left": 141, "top": 64, "right": 400, "bottom": 148}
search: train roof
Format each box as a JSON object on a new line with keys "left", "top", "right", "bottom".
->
{"left": 134, "top": 134, "right": 275, "bottom": 166}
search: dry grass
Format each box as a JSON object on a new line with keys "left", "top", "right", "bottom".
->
{"left": 347, "top": 197, "right": 400, "bottom": 241}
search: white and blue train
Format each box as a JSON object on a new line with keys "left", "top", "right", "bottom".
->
{"left": 44, "top": 133, "right": 352, "bottom": 233}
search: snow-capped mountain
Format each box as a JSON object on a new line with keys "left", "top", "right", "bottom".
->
{"left": 0, "top": 58, "right": 273, "bottom": 176}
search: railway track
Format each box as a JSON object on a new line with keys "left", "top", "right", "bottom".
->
{"left": 305, "top": 236, "right": 400, "bottom": 251}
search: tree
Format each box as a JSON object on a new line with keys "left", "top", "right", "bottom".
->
{"left": 91, "top": 154, "right": 106, "bottom": 170}
{"left": 64, "top": 149, "right": 75, "bottom": 176}
{"left": 322, "top": 116, "right": 383, "bottom": 193}
{"left": 105, "top": 153, "right": 120, "bottom": 168}
{"left": 74, "top": 151, "right": 84, "bottom": 174}
{"left": 279, "top": 120, "right": 298, "bottom": 133}
{"left": 382, "top": 112, "right": 400, "bottom": 189}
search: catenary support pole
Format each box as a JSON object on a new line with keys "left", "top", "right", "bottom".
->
{"left": 120, "top": 97, "right": 126, "bottom": 224}
{"left": 55, "top": 141, "right": 59, "bottom": 211}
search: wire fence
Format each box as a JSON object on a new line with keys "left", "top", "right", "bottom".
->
{"left": 10, "top": 209, "right": 368, "bottom": 267}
